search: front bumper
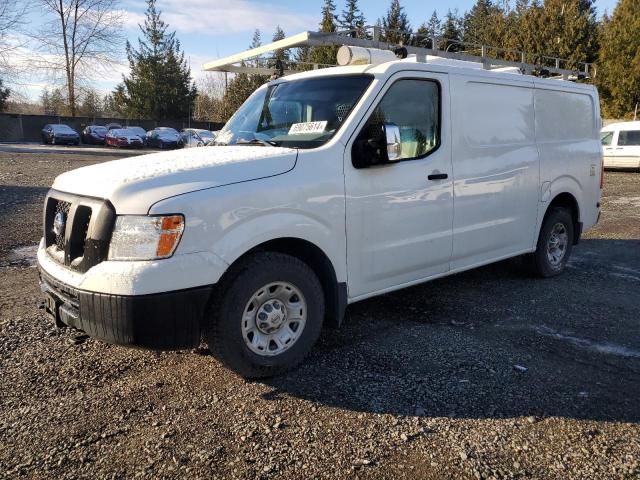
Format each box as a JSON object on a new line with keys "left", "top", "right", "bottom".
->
{"left": 39, "top": 268, "right": 213, "bottom": 350}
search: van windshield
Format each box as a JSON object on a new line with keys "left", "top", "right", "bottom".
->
{"left": 215, "top": 75, "right": 373, "bottom": 149}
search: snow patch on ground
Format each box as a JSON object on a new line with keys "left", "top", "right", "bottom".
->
{"left": 610, "top": 196, "right": 640, "bottom": 208}
{"left": 1, "top": 245, "right": 39, "bottom": 268}
{"left": 534, "top": 326, "right": 640, "bottom": 359}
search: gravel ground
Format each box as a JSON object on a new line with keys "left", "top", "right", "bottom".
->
{"left": 0, "top": 152, "right": 639, "bottom": 479}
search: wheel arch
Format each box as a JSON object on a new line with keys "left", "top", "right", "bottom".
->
{"left": 545, "top": 192, "right": 581, "bottom": 244}
{"left": 220, "top": 237, "right": 347, "bottom": 328}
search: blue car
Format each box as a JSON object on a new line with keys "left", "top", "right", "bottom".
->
{"left": 42, "top": 124, "right": 80, "bottom": 146}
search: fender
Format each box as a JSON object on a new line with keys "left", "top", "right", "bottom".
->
{"left": 210, "top": 210, "right": 346, "bottom": 284}
{"left": 534, "top": 174, "right": 583, "bottom": 248}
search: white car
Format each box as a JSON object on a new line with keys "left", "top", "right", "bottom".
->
{"left": 601, "top": 121, "right": 640, "bottom": 169}
{"left": 37, "top": 51, "right": 602, "bottom": 377}
{"left": 181, "top": 128, "right": 216, "bottom": 147}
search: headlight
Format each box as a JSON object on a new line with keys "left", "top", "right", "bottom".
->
{"left": 108, "top": 215, "right": 185, "bottom": 260}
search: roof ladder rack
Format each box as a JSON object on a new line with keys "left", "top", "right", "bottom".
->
{"left": 202, "top": 27, "right": 595, "bottom": 82}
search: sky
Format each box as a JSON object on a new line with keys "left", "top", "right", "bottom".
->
{"left": 10, "top": 0, "right": 620, "bottom": 101}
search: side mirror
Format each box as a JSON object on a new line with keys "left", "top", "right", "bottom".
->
{"left": 384, "top": 123, "right": 401, "bottom": 161}
{"left": 352, "top": 122, "right": 402, "bottom": 168}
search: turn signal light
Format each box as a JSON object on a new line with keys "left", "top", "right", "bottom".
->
{"left": 156, "top": 215, "right": 185, "bottom": 257}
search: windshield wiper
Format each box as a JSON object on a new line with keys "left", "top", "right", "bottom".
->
{"left": 235, "top": 138, "right": 279, "bottom": 147}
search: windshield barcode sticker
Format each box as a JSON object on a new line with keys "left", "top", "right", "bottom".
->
{"left": 288, "top": 121, "right": 327, "bottom": 135}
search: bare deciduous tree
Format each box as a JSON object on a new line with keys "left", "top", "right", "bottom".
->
{"left": 195, "top": 73, "right": 228, "bottom": 122}
{"left": 0, "top": 0, "right": 29, "bottom": 77}
{"left": 34, "top": 0, "right": 123, "bottom": 116}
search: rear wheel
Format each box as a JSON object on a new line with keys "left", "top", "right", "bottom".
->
{"left": 206, "top": 252, "right": 324, "bottom": 378}
{"left": 524, "top": 207, "right": 574, "bottom": 277}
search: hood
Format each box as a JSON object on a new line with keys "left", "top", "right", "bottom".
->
{"left": 52, "top": 146, "right": 298, "bottom": 213}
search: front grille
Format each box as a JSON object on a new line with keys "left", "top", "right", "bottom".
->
{"left": 54, "top": 200, "right": 71, "bottom": 250}
{"left": 43, "top": 190, "right": 115, "bottom": 273}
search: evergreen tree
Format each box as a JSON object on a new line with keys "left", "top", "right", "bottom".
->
{"left": 272, "top": 25, "right": 289, "bottom": 62}
{"left": 463, "top": 0, "right": 507, "bottom": 47}
{"left": 249, "top": 29, "right": 262, "bottom": 67}
{"left": 0, "top": 79, "right": 10, "bottom": 112}
{"left": 415, "top": 10, "right": 441, "bottom": 47}
{"left": 539, "top": 0, "right": 598, "bottom": 69}
{"left": 79, "top": 89, "right": 101, "bottom": 117}
{"left": 339, "top": 0, "right": 366, "bottom": 38}
{"left": 512, "top": 0, "right": 546, "bottom": 62}
{"left": 308, "top": 0, "right": 339, "bottom": 66}
{"left": 441, "top": 10, "right": 463, "bottom": 51}
{"left": 114, "top": 0, "right": 197, "bottom": 119}
{"left": 222, "top": 73, "right": 265, "bottom": 121}
{"left": 220, "top": 27, "right": 279, "bottom": 122}
{"left": 49, "top": 88, "right": 66, "bottom": 116}
{"left": 250, "top": 29, "right": 262, "bottom": 49}
{"left": 40, "top": 89, "right": 51, "bottom": 115}
{"left": 596, "top": 0, "right": 640, "bottom": 117}
{"left": 102, "top": 93, "right": 123, "bottom": 117}
{"left": 380, "top": 0, "right": 411, "bottom": 44}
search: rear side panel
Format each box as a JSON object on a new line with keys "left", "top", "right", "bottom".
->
{"left": 533, "top": 82, "right": 601, "bottom": 234}
{"left": 449, "top": 74, "right": 540, "bottom": 269}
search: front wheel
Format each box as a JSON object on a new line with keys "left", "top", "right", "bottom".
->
{"left": 524, "top": 207, "right": 574, "bottom": 277}
{"left": 206, "top": 252, "right": 324, "bottom": 378}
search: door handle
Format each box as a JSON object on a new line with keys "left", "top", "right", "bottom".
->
{"left": 428, "top": 173, "right": 448, "bottom": 180}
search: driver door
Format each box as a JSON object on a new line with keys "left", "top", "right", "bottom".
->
{"left": 344, "top": 73, "right": 453, "bottom": 298}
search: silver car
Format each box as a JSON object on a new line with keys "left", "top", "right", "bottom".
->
{"left": 181, "top": 128, "right": 216, "bottom": 147}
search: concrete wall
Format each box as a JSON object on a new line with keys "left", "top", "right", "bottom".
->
{"left": 0, "top": 113, "right": 224, "bottom": 143}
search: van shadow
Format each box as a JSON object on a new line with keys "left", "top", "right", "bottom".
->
{"left": 262, "top": 238, "right": 640, "bottom": 423}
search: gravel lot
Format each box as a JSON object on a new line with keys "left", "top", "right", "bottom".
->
{"left": 1, "top": 152, "right": 639, "bottom": 479}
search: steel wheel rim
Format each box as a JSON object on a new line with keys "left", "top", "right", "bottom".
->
{"left": 547, "top": 222, "right": 568, "bottom": 266}
{"left": 242, "top": 281, "right": 307, "bottom": 357}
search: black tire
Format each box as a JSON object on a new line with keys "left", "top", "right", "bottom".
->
{"left": 524, "top": 207, "right": 574, "bottom": 277}
{"left": 206, "top": 252, "right": 325, "bottom": 378}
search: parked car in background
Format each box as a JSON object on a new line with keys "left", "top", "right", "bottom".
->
{"left": 146, "top": 127, "right": 184, "bottom": 149}
{"left": 105, "top": 123, "right": 123, "bottom": 131}
{"left": 41, "top": 124, "right": 80, "bottom": 145}
{"left": 81, "top": 125, "right": 108, "bottom": 145}
{"left": 601, "top": 121, "right": 640, "bottom": 169}
{"left": 105, "top": 128, "right": 144, "bottom": 148}
{"left": 128, "top": 126, "right": 147, "bottom": 141}
{"left": 181, "top": 128, "right": 215, "bottom": 147}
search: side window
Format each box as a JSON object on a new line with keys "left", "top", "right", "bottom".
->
{"left": 618, "top": 130, "right": 640, "bottom": 146}
{"left": 357, "top": 79, "right": 440, "bottom": 164}
{"left": 600, "top": 131, "right": 614, "bottom": 146}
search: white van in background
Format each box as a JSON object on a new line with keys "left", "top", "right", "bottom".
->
{"left": 37, "top": 52, "right": 603, "bottom": 377}
{"left": 601, "top": 121, "right": 640, "bottom": 168}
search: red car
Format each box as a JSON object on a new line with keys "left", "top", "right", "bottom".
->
{"left": 105, "top": 128, "right": 144, "bottom": 148}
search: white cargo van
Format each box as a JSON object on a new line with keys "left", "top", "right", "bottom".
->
{"left": 601, "top": 121, "right": 640, "bottom": 168}
{"left": 38, "top": 54, "right": 602, "bottom": 377}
